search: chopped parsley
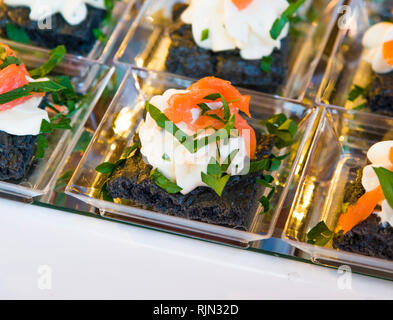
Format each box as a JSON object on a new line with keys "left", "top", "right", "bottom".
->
{"left": 204, "top": 93, "right": 230, "bottom": 121}
{"left": 260, "top": 56, "right": 273, "bottom": 73}
{"left": 0, "top": 81, "right": 65, "bottom": 105}
{"left": 93, "top": 28, "right": 108, "bottom": 43}
{"left": 95, "top": 142, "right": 141, "bottom": 201}
{"left": 5, "top": 23, "right": 31, "bottom": 45}
{"left": 150, "top": 168, "right": 182, "bottom": 194}
{"left": 201, "top": 157, "right": 232, "bottom": 197}
{"left": 347, "top": 84, "right": 370, "bottom": 102}
{"left": 0, "top": 56, "right": 22, "bottom": 69}
{"left": 261, "top": 113, "right": 298, "bottom": 149}
{"left": 201, "top": 28, "right": 209, "bottom": 41}
{"left": 373, "top": 167, "right": 393, "bottom": 209}
{"left": 93, "top": 0, "right": 120, "bottom": 43}
{"left": 256, "top": 176, "right": 276, "bottom": 213}
{"left": 30, "top": 45, "right": 66, "bottom": 79}
{"left": 270, "top": 0, "right": 305, "bottom": 40}
{"left": 146, "top": 100, "right": 237, "bottom": 154}
{"left": 197, "top": 102, "right": 211, "bottom": 114}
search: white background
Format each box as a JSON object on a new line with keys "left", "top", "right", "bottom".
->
{"left": 0, "top": 197, "right": 392, "bottom": 299}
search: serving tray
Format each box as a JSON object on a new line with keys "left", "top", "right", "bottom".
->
{"left": 2, "top": 0, "right": 393, "bottom": 282}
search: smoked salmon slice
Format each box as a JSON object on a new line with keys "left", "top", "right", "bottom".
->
{"left": 165, "top": 77, "right": 256, "bottom": 158}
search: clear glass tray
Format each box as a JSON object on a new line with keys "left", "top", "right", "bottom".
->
{"left": 65, "top": 68, "right": 319, "bottom": 245}
{"left": 282, "top": 105, "right": 393, "bottom": 273}
{"left": 317, "top": 0, "right": 393, "bottom": 110}
{"left": 0, "top": 43, "right": 114, "bottom": 201}
{"left": 0, "top": 0, "right": 138, "bottom": 63}
{"left": 114, "top": 0, "right": 344, "bottom": 100}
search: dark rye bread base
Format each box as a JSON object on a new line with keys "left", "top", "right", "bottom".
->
{"left": 106, "top": 134, "right": 276, "bottom": 230}
{"left": 0, "top": 131, "right": 37, "bottom": 182}
{"left": 366, "top": 72, "right": 393, "bottom": 117}
{"left": 333, "top": 168, "right": 393, "bottom": 260}
{"left": 165, "top": 4, "right": 289, "bottom": 94}
{"left": 0, "top": 1, "right": 106, "bottom": 56}
{"left": 0, "top": 97, "right": 49, "bottom": 182}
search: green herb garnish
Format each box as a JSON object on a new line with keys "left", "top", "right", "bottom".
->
{"left": 93, "top": 0, "right": 120, "bottom": 43}
{"left": 146, "top": 101, "right": 236, "bottom": 154}
{"left": 93, "top": 28, "right": 108, "bottom": 43}
{"left": 201, "top": 158, "right": 231, "bottom": 197}
{"left": 220, "top": 149, "right": 239, "bottom": 172}
{"left": 30, "top": 45, "right": 66, "bottom": 79}
{"left": 162, "top": 153, "right": 170, "bottom": 161}
{"left": 260, "top": 56, "right": 273, "bottom": 73}
{"left": 249, "top": 158, "right": 271, "bottom": 174}
{"left": 145, "top": 101, "right": 190, "bottom": 148}
{"left": 256, "top": 176, "right": 276, "bottom": 213}
{"left": 197, "top": 102, "right": 211, "bottom": 114}
{"left": 201, "top": 29, "right": 209, "bottom": 41}
{"left": 150, "top": 168, "right": 182, "bottom": 194}
{"left": 95, "top": 142, "right": 141, "bottom": 201}
{"left": 347, "top": 84, "right": 370, "bottom": 102}
{"left": 373, "top": 167, "right": 393, "bottom": 209}
{"left": 95, "top": 162, "right": 117, "bottom": 175}
{"left": 201, "top": 150, "right": 239, "bottom": 197}
{"left": 270, "top": 0, "right": 305, "bottom": 40}
{"left": 5, "top": 23, "right": 31, "bottom": 44}
{"left": 247, "top": 114, "right": 297, "bottom": 213}
{"left": 0, "top": 56, "right": 22, "bottom": 69}
{"left": 95, "top": 143, "right": 140, "bottom": 175}
{"left": 306, "top": 221, "right": 333, "bottom": 246}
{"left": 36, "top": 134, "right": 49, "bottom": 159}
{"left": 261, "top": 113, "right": 298, "bottom": 149}
{"left": 0, "top": 80, "right": 65, "bottom": 105}
{"left": 204, "top": 93, "right": 230, "bottom": 122}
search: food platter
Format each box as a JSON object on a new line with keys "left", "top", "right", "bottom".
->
{"left": 3, "top": 0, "right": 393, "bottom": 281}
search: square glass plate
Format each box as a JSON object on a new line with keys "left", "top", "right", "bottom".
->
{"left": 0, "top": 0, "right": 137, "bottom": 62}
{"left": 282, "top": 105, "right": 393, "bottom": 273}
{"left": 0, "top": 42, "right": 114, "bottom": 201}
{"left": 317, "top": 0, "right": 393, "bottom": 111}
{"left": 114, "top": 0, "right": 343, "bottom": 100}
{"left": 65, "top": 68, "right": 319, "bottom": 245}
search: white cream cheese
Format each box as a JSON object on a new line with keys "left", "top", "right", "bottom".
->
{"left": 139, "top": 89, "right": 248, "bottom": 195}
{"left": 0, "top": 96, "right": 49, "bottom": 136}
{"left": 181, "top": 0, "right": 289, "bottom": 60}
{"left": 4, "top": 0, "right": 106, "bottom": 25}
{"left": 0, "top": 76, "right": 50, "bottom": 136}
{"left": 362, "top": 141, "right": 393, "bottom": 226}
{"left": 362, "top": 22, "right": 393, "bottom": 74}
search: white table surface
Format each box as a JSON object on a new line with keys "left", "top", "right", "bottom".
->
{"left": 0, "top": 197, "right": 392, "bottom": 300}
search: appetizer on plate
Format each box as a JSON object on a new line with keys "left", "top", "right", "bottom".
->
{"left": 165, "top": 0, "right": 305, "bottom": 94}
{"left": 348, "top": 20, "right": 393, "bottom": 116}
{"left": 0, "top": 0, "right": 115, "bottom": 55}
{"left": 0, "top": 43, "right": 83, "bottom": 182}
{"left": 95, "top": 76, "right": 298, "bottom": 229}
{"left": 308, "top": 141, "right": 393, "bottom": 261}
